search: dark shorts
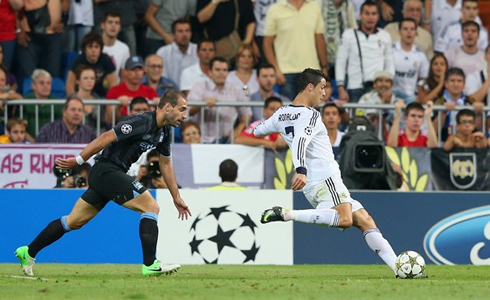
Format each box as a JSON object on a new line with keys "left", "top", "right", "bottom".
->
{"left": 81, "top": 160, "right": 147, "bottom": 211}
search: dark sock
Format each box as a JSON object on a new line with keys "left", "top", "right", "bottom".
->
{"left": 140, "top": 218, "right": 159, "bottom": 266}
{"left": 28, "top": 219, "right": 69, "bottom": 257}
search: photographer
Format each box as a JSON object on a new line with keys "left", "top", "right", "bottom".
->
{"left": 136, "top": 149, "right": 168, "bottom": 189}
{"left": 54, "top": 162, "right": 91, "bottom": 189}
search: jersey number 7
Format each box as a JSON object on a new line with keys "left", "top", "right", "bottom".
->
{"left": 285, "top": 126, "right": 294, "bottom": 137}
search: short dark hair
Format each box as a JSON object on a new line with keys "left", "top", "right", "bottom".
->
{"left": 456, "top": 109, "right": 475, "bottom": 124}
{"left": 180, "top": 120, "right": 201, "bottom": 135}
{"left": 74, "top": 65, "right": 96, "bottom": 81}
{"left": 445, "top": 67, "right": 466, "bottom": 81}
{"left": 171, "top": 19, "right": 191, "bottom": 34}
{"left": 360, "top": 0, "right": 378, "bottom": 14}
{"left": 322, "top": 102, "right": 340, "bottom": 115}
{"left": 81, "top": 32, "right": 103, "bottom": 53}
{"left": 405, "top": 102, "right": 424, "bottom": 117}
{"left": 209, "top": 56, "right": 229, "bottom": 70}
{"left": 103, "top": 11, "right": 121, "bottom": 23}
{"left": 7, "top": 118, "right": 27, "bottom": 132}
{"left": 462, "top": 20, "right": 480, "bottom": 33}
{"left": 398, "top": 18, "right": 418, "bottom": 31}
{"left": 297, "top": 68, "right": 325, "bottom": 92}
{"left": 257, "top": 62, "right": 275, "bottom": 77}
{"left": 158, "top": 90, "right": 184, "bottom": 109}
{"left": 129, "top": 97, "right": 150, "bottom": 111}
{"left": 264, "top": 96, "right": 283, "bottom": 109}
{"left": 463, "top": 0, "right": 478, "bottom": 5}
{"left": 219, "top": 159, "right": 238, "bottom": 182}
{"left": 64, "top": 94, "right": 84, "bottom": 110}
{"left": 197, "top": 38, "right": 215, "bottom": 51}
{"left": 147, "top": 149, "right": 160, "bottom": 161}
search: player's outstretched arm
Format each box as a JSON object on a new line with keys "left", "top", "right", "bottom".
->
{"left": 159, "top": 155, "right": 191, "bottom": 220}
{"left": 56, "top": 130, "right": 117, "bottom": 170}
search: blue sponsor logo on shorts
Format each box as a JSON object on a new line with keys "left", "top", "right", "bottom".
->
{"left": 423, "top": 206, "right": 490, "bottom": 265}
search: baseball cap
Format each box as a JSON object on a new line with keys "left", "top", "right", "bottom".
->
{"left": 374, "top": 70, "right": 393, "bottom": 81}
{"left": 125, "top": 56, "right": 144, "bottom": 70}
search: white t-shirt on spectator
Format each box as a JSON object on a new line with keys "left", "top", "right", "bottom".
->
{"left": 393, "top": 42, "right": 430, "bottom": 97}
{"left": 103, "top": 40, "right": 130, "bottom": 81}
{"left": 445, "top": 46, "right": 485, "bottom": 76}
{"left": 435, "top": 20, "right": 488, "bottom": 53}
{"left": 430, "top": 0, "right": 462, "bottom": 39}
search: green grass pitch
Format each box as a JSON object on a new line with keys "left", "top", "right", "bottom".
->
{"left": 1, "top": 264, "right": 490, "bottom": 300}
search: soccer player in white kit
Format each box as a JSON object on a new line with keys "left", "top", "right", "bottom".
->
{"left": 254, "top": 68, "right": 399, "bottom": 276}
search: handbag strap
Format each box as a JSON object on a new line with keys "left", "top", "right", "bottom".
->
{"left": 233, "top": 0, "right": 240, "bottom": 31}
{"left": 353, "top": 29, "right": 365, "bottom": 85}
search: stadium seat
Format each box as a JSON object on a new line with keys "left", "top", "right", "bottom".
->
{"left": 22, "top": 77, "right": 66, "bottom": 99}
{"left": 61, "top": 51, "right": 79, "bottom": 81}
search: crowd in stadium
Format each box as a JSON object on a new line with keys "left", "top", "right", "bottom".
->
{"left": 1, "top": 0, "right": 490, "bottom": 151}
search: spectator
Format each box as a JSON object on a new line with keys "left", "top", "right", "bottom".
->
{"left": 144, "top": 0, "right": 197, "bottom": 55}
{"left": 264, "top": 0, "right": 326, "bottom": 100}
{"left": 206, "top": 159, "right": 246, "bottom": 190}
{"left": 187, "top": 57, "right": 252, "bottom": 143}
{"left": 430, "top": 0, "right": 463, "bottom": 40}
{"left": 36, "top": 95, "right": 96, "bottom": 143}
{"left": 336, "top": 1, "right": 394, "bottom": 103}
{"left": 443, "top": 109, "right": 487, "bottom": 151}
{"left": 16, "top": 0, "right": 64, "bottom": 85}
{"left": 378, "top": 0, "right": 404, "bottom": 25}
{"left": 392, "top": 18, "right": 430, "bottom": 104}
{"left": 234, "top": 96, "right": 286, "bottom": 151}
{"left": 418, "top": 53, "right": 448, "bottom": 104}
{"left": 319, "top": 0, "right": 357, "bottom": 77}
{"left": 250, "top": 62, "right": 289, "bottom": 122}
{"left": 136, "top": 149, "right": 168, "bottom": 189}
{"left": 0, "top": 65, "right": 22, "bottom": 108}
{"left": 66, "top": 32, "right": 118, "bottom": 97}
{"left": 444, "top": 21, "right": 485, "bottom": 76}
{"left": 467, "top": 45, "right": 490, "bottom": 107}
{"left": 226, "top": 43, "right": 258, "bottom": 97}
{"left": 432, "top": 67, "right": 480, "bottom": 141}
{"left": 74, "top": 65, "right": 99, "bottom": 131}
{"left": 435, "top": 0, "right": 488, "bottom": 53}
{"left": 93, "top": 0, "right": 137, "bottom": 55}
{"left": 197, "top": 0, "right": 256, "bottom": 62}
{"left": 23, "top": 69, "right": 63, "bottom": 138}
{"left": 129, "top": 97, "right": 151, "bottom": 115}
{"left": 63, "top": 0, "right": 94, "bottom": 52}
{"left": 0, "top": 118, "right": 29, "bottom": 144}
{"left": 156, "top": 19, "right": 198, "bottom": 85}
{"left": 0, "top": 0, "right": 22, "bottom": 71}
{"left": 387, "top": 100, "right": 438, "bottom": 147}
{"left": 101, "top": 11, "right": 131, "bottom": 81}
{"left": 54, "top": 162, "right": 91, "bottom": 189}
{"left": 383, "top": 0, "right": 434, "bottom": 59}
{"left": 106, "top": 56, "right": 158, "bottom": 124}
{"left": 253, "top": 0, "right": 279, "bottom": 63}
{"left": 180, "top": 39, "right": 216, "bottom": 96}
{"left": 0, "top": 44, "right": 18, "bottom": 90}
{"left": 321, "top": 103, "right": 345, "bottom": 147}
{"left": 180, "top": 120, "right": 202, "bottom": 144}
{"left": 142, "top": 54, "right": 178, "bottom": 97}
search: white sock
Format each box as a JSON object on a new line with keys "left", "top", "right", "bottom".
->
{"left": 364, "top": 228, "right": 397, "bottom": 274}
{"left": 289, "top": 209, "right": 340, "bottom": 227}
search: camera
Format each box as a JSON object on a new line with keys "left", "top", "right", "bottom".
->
{"left": 53, "top": 164, "right": 89, "bottom": 188}
{"left": 73, "top": 175, "right": 87, "bottom": 188}
{"left": 147, "top": 161, "right": 162, "bottom": 179}
{"left": 354, "top": 142, "right": 385, "bottom": 173}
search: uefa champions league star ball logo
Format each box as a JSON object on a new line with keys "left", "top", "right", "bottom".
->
{"left": 304, "top": 126, "right": 313, "bottom": 135}
{"left": 189, "top": 206, "right": 260, "bottom": 264}
{"left": 121, "top": 124, "right": 133, "bottom": 134}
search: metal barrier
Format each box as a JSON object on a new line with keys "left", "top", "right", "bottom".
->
{"left": 3, "top": 99, "right": 489, "bottom": 145}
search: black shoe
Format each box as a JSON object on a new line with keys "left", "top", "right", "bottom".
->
{"left": 260, "top": 206, "right": 285, "bottom": 224}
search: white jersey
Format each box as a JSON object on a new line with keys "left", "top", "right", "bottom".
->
{"left": 434, "top": 21, "right": 488, "bottom": 53}
{"left": 254, "top": 104, "right": 341, "bottom": 182}
{"left": 393, "top": 42, "right": 430, "bottom": 97}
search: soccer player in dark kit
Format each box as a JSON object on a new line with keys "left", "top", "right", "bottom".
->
{"left": 15, "top": 91, "right": 192, "bottom": 277}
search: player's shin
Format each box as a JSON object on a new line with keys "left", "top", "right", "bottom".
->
{"left": 364, "top": 228, "right": 397, "bottom": 274}
{"left": 292, "top": 209, "right": 340, "bottom": 227}
{"left": 28, "top": 216, "right": 73, "bottom": 257}
{"left": 139, "top": 212, "right": 159, "bottom": 266}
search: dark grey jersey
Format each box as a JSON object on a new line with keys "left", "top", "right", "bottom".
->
{"left": 98, "top": 111, "right": 171, "bottom": 171}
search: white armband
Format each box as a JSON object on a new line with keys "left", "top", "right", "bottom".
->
{"left": 75, "top": 155, "right": 85, "bottom": 165}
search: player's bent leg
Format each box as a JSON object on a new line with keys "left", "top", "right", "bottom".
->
{"left": 353, "top": 208, "right": 397, "bottom": 274}
{"left": 122, "top": 190, "right": 159, "bottom": 214}
{"left": 65, "top": 198, "right": 101, "bottom": 230}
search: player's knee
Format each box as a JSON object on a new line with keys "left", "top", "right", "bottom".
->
{"left": 338, "top": 214, "right": 353, "bottom": 228}
{"left": 66, "top": 219, "right": 87, "bottom": 230}
{"left": 147, "top": 201, "right": 160, "bottom": 214}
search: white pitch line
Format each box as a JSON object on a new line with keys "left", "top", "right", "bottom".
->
{"left": 1, "top": 275, "right": 48, "bottom": 281}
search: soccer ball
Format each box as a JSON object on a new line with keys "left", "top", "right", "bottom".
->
{"left": 395, "top": 250, "right": 426, "bottom": 279}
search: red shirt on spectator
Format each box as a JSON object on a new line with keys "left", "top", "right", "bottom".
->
{"left": 240, "top": 119, "right": 279, "bottom": 142}
{"left": 106, "top": 82, "right": 158, "bottom": 116}
{"left": 397, "top": 132, "right": 428, "bottom": 147}
{"left": 0, "top": 1, "right": 16, "bottom": 41}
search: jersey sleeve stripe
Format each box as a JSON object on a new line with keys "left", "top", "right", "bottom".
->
{"left": 298, "top": 137, "right": 306, "bottom": 167}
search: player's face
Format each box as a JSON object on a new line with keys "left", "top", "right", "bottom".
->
{"left": 322, "top": 106, "right": 341, "bottom": 130}
{"left": 360, "top": 5, "right": 379, "bottom": 30}
{"left": 130, "top": 103, "right": 150, "bottom": 115}
{"left": 257, "top": 68, "right": 276, "bottom": 92}
{"left": 32, "top": 75, "right": 52, "bottom": 99}
{"left": 457, "top": 116, "right": 475, "bottom": 135}
{"left": 84, "top": 42, "right": 102, "bottom": 64}
{"left": 198, "top": 42, "right": 216, "bottom": 64}
{"left": 404, "top": 109, "right": 424, "bottom": 131}
{"left": 263, "top": 101, "right": 282, "bottom": 119}
{"left": 102, "top": 16, "right": 121, "bottom": 38}
{"left": 462, "top": 25, "right": 479, "bottom": 47}
{"left": 400, "top": 21, "right": 416, "bottom": 44}
{"left": 166, "top": 97, "right": 188, "bottom": 127}
{"left": 311, "top": 78, "right": 327, "bottom": 106}
{"left": 63, "top": 100, "right": 84, "bottom": 126}
{"left": 182, "top": 125, "right": 201, "bottom": 144}
{"left": 403, "top": 1, "right": 422, "bottom": 23}
{"left": 462, "top": 2, "right": 478, "bottom": 21}
{"left": 8, "top": 124, "right": 27, "bottom": 143}
{"left": 445, "top": 75, "right": 465, "bottom": 96}
{"left": 77, "top": 69, "right": 96, "bottom": 92}
{"left": 174, "top": 23, "right": 191, "bottom": 47}
{"left": 144, "top": 56, "right": 164, "bottom": 81}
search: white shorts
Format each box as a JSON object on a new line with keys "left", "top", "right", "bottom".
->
{"left": 302, "top": 175, "right": 364, "bottom": 212}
